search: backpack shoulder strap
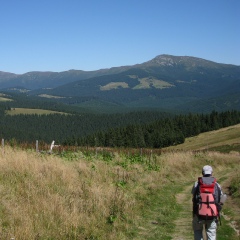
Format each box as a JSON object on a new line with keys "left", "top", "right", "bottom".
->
{"left": 192, "top": 179, "right": 201, "bottom": 214}
{"left": 198, "top": 177, "right": 202, "bottom": 183}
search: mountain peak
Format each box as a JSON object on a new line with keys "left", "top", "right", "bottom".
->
{"left": 143, "top": 54, "right": 220, "bottom": 68}
{"left": 150, "top": 54, "right": 179, "bottom": 66}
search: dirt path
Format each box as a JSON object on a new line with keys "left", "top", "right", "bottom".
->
{"left": 171, "top": 173, "right": 240, "bottom": 240}
{"left": 171, "top": 184, "right": 194, "bottom": 240}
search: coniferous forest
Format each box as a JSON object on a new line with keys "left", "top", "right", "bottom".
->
{"left": 1, "top": 100, "right": 240, "bottom": 148}
{"left": 71, "top": 110, "right": 240, "bottom": 148}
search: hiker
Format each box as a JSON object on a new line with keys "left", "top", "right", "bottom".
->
{"left": 192, "top": 165, "right": 223, "bottom": 240}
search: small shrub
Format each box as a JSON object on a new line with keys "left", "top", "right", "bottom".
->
{"left": 229, "top": 175, "right": 240, "bottom": 198}
{"left": 98, "top": 150, "right": 114, "bottom": 162}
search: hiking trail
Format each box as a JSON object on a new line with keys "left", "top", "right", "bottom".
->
{"left": 171, "top": 184, "right": 194, "bottom": 240}
{"left": 171, "top": 173, "right": 240, "bottom": 240}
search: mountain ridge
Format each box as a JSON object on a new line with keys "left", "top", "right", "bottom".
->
{"left": 1, "top": 54, "right": 239, "bottom": 81}
{"left": 1, "top": 54, "right": 240, "bottom": 113}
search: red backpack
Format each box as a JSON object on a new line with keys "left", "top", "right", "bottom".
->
{"left": 197, "top": 177, "right": 219, "bottom": 220}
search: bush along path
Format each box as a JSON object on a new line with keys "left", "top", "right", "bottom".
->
{"left": 171, "top": 176, "right": 240, "bottom": 240}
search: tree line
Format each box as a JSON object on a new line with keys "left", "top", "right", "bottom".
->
{"left": 1, "top": 96, "right": 240, "bottom": 148}
{"left": 65, "top": 110, "right": 240, "bottom": 148}
{"left": 0, "top": 102, "right": 168, "bottom": 145}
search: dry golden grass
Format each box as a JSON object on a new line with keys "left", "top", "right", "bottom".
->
{"left": 0, "top": 147, "right": 155, "bottom": 239}
{"left": 0, "top": 143, "right": 239, "bottom": 239}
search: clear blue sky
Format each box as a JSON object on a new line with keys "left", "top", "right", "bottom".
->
{"left": 0, "top": 0, "right": 239, "bottom": 74}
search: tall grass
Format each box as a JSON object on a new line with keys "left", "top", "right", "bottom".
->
{"left": 0, "top": 146, "right": 239, "bottom": 239}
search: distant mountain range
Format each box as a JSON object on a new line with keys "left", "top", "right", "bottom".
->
{"left": 1, "top": 54, "right": 240, "bottom": 113}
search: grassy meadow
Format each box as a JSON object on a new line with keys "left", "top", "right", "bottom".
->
{"left": 6, "top": 108, "right": 68, "bottom": 115}
{"left": 0, "top": 94, "right": 12, "bottom": 102}
{"left": 0, "top": 124, "right": 239, "bottom": 239}
{"left": 163, "top": 123, "right": 240, "bottom": 152}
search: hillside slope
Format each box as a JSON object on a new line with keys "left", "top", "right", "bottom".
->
{"left": 36, "top": 55, "right": 240, "bottom": 112}
{"left": 0, "top": 124, "right": 240, "bottom": 239}
{"left": 163, "top": 123, "right": 240, "bottom": 152}
{"left": 1, "top": 54, "right": 240, "bottom": 113}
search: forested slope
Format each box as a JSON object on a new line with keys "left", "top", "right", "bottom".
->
{"left": 1, "top": 98, "right": 240, "bottom": 150}
{"left": 73, "top": 110, "right": 240, "bottom": 148}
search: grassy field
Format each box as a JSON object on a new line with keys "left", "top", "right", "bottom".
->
{"left": 0, "top": 94, "right": 12, "bottom": 102}
{"left": 6, "top": 108, "right": 68, "bottom": 115}
{"left": 0, "top": 97, "right": 12, "bottom": 102}
{"left": 163, "top": 123, "right": 240, "bottom": 152}
{"left": 0, "top": 124, "right": 239, "bottom": 239}
{"left": 100, "top": 82, "right": 129, "bottom": 90}
{"left": 133, "top": 77, "right": 174, "bottom": 89}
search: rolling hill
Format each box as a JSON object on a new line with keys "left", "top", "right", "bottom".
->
{"left": 1, "top": 54, "right": 240, "bottom": 113}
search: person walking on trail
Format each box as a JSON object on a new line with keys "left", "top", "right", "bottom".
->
{"left": 191, "top": 165, "right": 223, "bottom": 240}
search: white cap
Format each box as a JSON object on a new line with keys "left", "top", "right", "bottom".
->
{"left": 202, "top": 165, "right": 213, "bottom": 175}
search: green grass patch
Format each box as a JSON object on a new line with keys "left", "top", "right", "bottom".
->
{"left": 100, "top": 82, "right": 129, "bottom": 90}
{"left": 133, "top": 77, "right": 174, "bottom": 89}
{"left": 229, "top": 174, "right": 240, "bottom": 198}
{"left": 208, "top": 143, "right": 240, "bottom": 153}
{"left": 217, "top": 215, "right": 239, "bottom": 240}
{"left": 134, "top": 183, "right": 182, "bottom": 240}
